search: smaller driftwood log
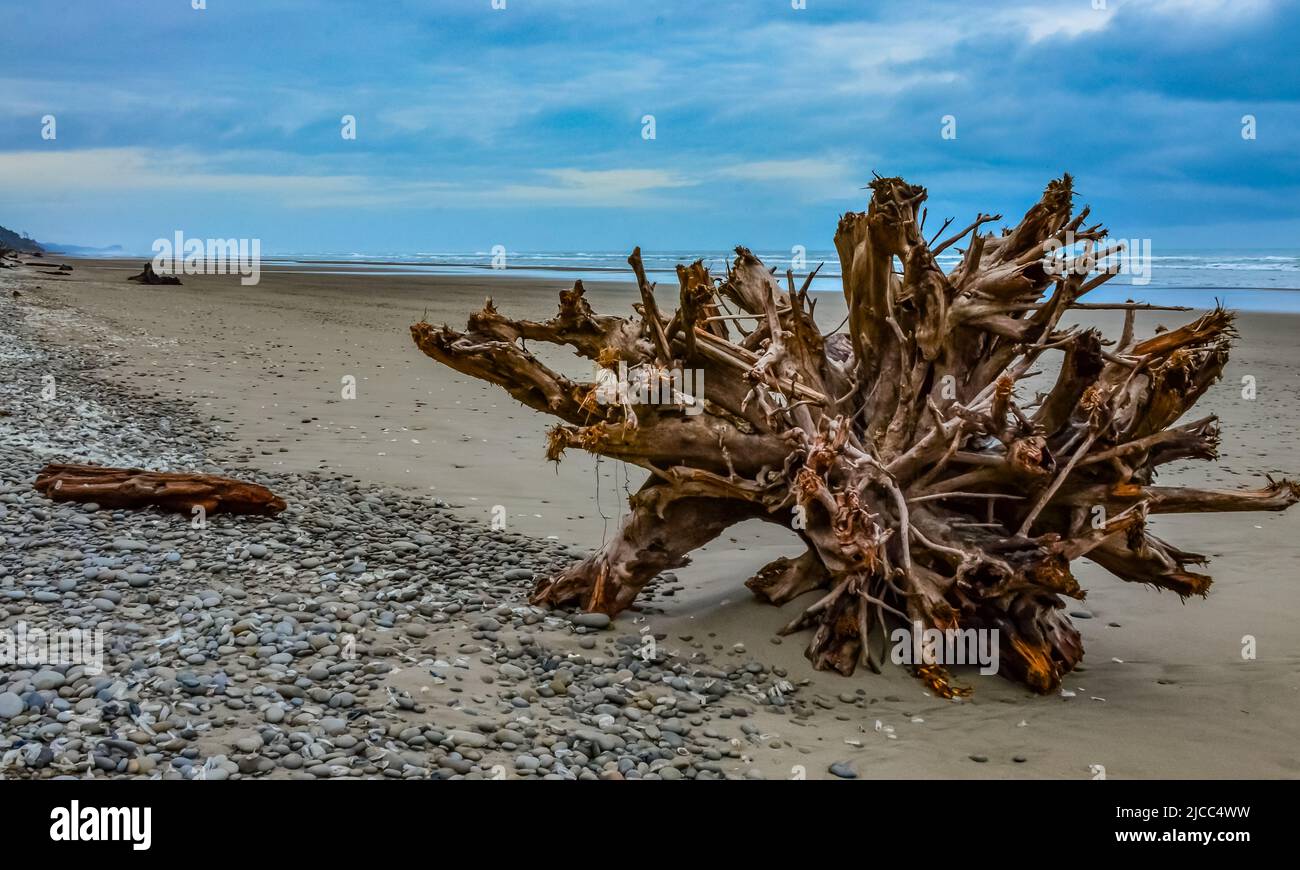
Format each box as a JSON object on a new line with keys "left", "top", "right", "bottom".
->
{"left": 34, "top": 464, "right": 285, "bottom": 516}
{"left": 127, "top": 262, "right": 182, "bottom": 285}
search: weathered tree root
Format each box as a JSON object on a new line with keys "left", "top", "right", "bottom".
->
{"left": 34, "top": 463, "right": 285, "bottom": 516}
{"left": 746, "top": 549, "right": 830, "bottom": 605}
{"left": 127, "top": 262, "right": 181, "bottom": 285}
{"left": 412, "top": 173, "right": 1299, "bottom": 694}
{"left": 529, "top": 486, "right": 764, "bottom": 614}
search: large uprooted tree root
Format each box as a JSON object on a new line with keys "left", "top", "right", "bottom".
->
{"left": 411, "top": 174, "right": 1298, "bottom": 694}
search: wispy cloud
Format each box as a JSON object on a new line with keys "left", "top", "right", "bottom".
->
{"left": 490, "top": 168, "right": 698, "bottom": 206}
{"left": 718, "top": 158, "right": 863, "bottom": 199}
{"left": 0, "top": 148, "right": 706, "bottom": 209}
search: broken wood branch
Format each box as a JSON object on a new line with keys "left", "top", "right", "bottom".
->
{"left": 34, "top": 463, "right": 286, "bottom": 516}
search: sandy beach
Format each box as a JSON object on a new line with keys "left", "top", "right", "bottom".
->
{"left": 2, "top": 256, "right": 1296, "bottom": 779}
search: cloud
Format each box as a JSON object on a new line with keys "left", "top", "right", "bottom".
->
{"left": 1147, "top": 0, "right": 1272, "bottom": 20}
{"left": 0, "top": 148, "right": 703, "bottom": 209}
{"left": 491, "top": 168, "right": 698, "bottom": 206}
{"left": 1012, "top": 5, "right": 1116, "bottom": 42}
{"left": 717, "top": 158, "right": 863, "bottom": 199}
{"left": 0, "top": 148, "right": 370, "bottom": 198}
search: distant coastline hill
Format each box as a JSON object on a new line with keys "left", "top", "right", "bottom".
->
{"left": 0, "top": 226, "right": 128, "bottom": 256}
{"left": 0, "top": 225, "right": 44, "bottom": 253}
{"left": 41, "top": 242, "right": 127, "bottom": 256}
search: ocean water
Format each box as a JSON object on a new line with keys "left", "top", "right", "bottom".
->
{"left": 266, "top": 247, "right": 1300, "bottom": 313}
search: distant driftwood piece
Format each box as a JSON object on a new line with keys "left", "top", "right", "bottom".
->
{"left": 34, "top": 463, "right": 285, "bottom": 516}
{"left": 412, "top": 173, "right": 1299, "bottom": 695}
{"left": 127, "top": 262, "right": 181, "bottom": 285}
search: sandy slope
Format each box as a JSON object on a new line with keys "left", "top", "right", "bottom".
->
{"left": 16, "top": 257, "right": 1300, "bottom": 778}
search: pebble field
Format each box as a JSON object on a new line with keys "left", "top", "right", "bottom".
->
{"left": 0, "top": 286, "right": 834, "bottom": 781}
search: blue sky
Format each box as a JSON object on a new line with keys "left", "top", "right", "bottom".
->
{"left": 0, "top": 0, "right": 1296, "bottom": 253}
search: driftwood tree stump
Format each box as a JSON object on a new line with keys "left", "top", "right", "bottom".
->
{"left": 34, "top": 464, "right": 285, "bottom": 516}
{"left": 411, "top": 174, "right": 1298, "bottom": 694}
{"left": 127, "top": 262, "right": 181, "bottom": 285}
